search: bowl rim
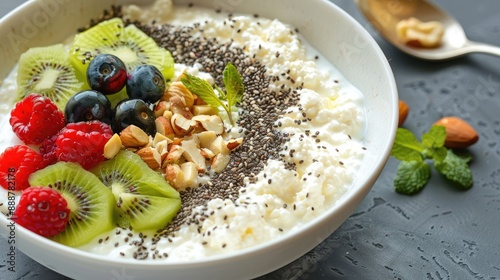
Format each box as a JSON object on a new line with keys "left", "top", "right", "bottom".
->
{"left": 0, "top": 0, "right": 398, "bottom": 271}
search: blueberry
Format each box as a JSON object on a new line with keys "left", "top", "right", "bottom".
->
{"left": 65, "top": 90, "right": 112, "bottom": 125}
{"left": 113, "top": 99, "right": 156, "bottom": 135}
{"left": 126, "top": 65, "right": 166, "bottom": 104}
{"left": 87, "top": 54, "right": 127, "bottom": 95}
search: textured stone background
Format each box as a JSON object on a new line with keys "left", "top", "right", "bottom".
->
{"left": 1, "top": 0, "right": 499, "bottom": 279}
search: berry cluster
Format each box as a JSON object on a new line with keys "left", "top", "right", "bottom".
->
{"left": 0, "top": 94, "right": 112, "bottom": 238}
{"left": 68, "top": 54, "right": 165, "bottom": 136}
{"left": 0, "top": 94, "right": 113, "bottom": 189}
{"left": 0, "top": 53, "right": 168, "bottom": 239}
{"left": 1, "top": 53, "right": 166, "bottom": 194}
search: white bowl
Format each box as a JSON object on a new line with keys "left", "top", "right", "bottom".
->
{"left": 0, "top": 0, "right": 398, "bottom": 279}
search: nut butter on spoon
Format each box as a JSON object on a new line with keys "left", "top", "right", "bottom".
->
{"left": 355, "top": 0, "right": 500, "bottom": 60}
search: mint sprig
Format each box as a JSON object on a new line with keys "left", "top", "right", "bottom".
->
{"left": 181, "top": 63, "right": 244, "bottom": 126}
{"left": 390, "top": 126, "right": 473, "bottom": 195}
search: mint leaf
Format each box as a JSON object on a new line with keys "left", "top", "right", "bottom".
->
{"left": 214, "top": 85, "right": 226, "bottom": 100}
{"left": 223, "top": 62, "right": 244, "bottom": 108}
{"left": 394, "top": 161, "right": 431, "bottom": 195}
{"left": 181, "top": 73, "right": 233, "bottom": 124}
{"left": 391, "top": 128, "right": 426, "bottom": 162}
{"left": 430, "top": 147, "right": 448, "bottom": 162}
{"left": 182, "top": 64, "right": 244, "bottom": 126}
{"left": 181, "top": 73, "right": 225, "bottom": 109}
{"left": 422, "top": 125, "right": 446, "bottom": 148}
{"left": 434, "top": 150, "right": 473, "bottom": 189}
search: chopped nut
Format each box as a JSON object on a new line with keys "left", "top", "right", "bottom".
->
{"left": 180, "top": 162, "right": 198, "bottom": 189}
{"left": 164, "top": 145, "right": 185, "bottom": 165}
{"left": 200, "top": 148, "right": 216, "bottom": 160}
{"left": 396, "top": 17, "right": 444, "bottom": 48}
{"left": 211, "top": 153, "right": 230, "bottom": 172}
{"left": 192, "top": 115, "right": 224, "bottom": 135}
{"left": 154, "top": 101, "right": 170, "bottom": 118}
{"left": 181, "top": 138, "right": 206, "bottom": 172}
{"left": 165, "top": 164, "right": 185, "bottom": 190}
{"left": 226, "top": 138, "right": 243, "bottom": 151}
{"left": 169, "top": 95, "right": 193, "bottom": 119}
{"left": 104, "top": 134, "right": 122, "bottom": 159}
{"left": 120, "top": 125, "right": 150, "bottom": 148}
{"left": 196, "top": 131, "right": 217, "bottom": 149}
{"left": 162, "top": 81, "right": 195, "bottom": 108}
{"left": 171, "top": 113, "right": 195, "bottom": 137}
{"left": 136, "top": 147, "right": 162, "bottom": 170}
{"left": 153, "top": 133, "right": 172, "bottom": 147}
{"left": 193, "top": 105, "right": 218, "bottom": 116}
{"left": 171, "top": 138, "right": 184, "bottom": 146}
{"left": 155, "top": 116, "right": 175, "bottom": 139}
{"left": 155, "top": 139, "right": 170, "bottom": 162}
{"left": 163, "top": 110, "right": 173, "bottom": 120}
{"left": 210, "top": 136, "right": 229, "bottom": 155}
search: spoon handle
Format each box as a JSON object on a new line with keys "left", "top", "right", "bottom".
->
{"left": 466, "top": 41, "right": 500, "bottom": 57}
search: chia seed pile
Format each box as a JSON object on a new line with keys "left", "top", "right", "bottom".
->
{"left": 141, "top": 22, "right": 301, "bottom": 233}
{"left": 83, "top": 5, "right": 323, "bottom": 260}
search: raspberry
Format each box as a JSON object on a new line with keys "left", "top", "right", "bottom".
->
{"left": 14, "top": 186, "right": 70, "bottom": 237}
{"left": 56, "top": 121, "right": 113, "bottom": 169}
{"left": 0, "top": 145, "right": 46, "bottom": 191}
{"left": 39, "top": 134, "right": 59, "bottom": 166}
{"left": 10, "top": 93, "right": 65, "bottom": 145}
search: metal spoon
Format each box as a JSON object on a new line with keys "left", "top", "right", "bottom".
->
{"left": 355, "top": 0, "right": 500, "bottom": 60}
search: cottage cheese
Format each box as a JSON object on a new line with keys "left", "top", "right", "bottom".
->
{"left": 0, "top": 1, "right": 365, "bottom": 261}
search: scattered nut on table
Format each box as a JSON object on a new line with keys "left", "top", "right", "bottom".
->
{"left": 396, "top": 17, "right": 444, "bottom": 48}
{"left": 398, "top": 100, "right": 409, "bottom": 127}
{"left": 434, "top": 116, "right": 479, "bottom": 149}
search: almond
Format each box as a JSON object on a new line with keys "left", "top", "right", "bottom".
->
{"left": 155, "top": 116, "right": 175, "bottom": 139}
{"left": 193, "top": 105, "right": 218, "bottom": 116}
{"left": 171, "top": 137, "right": 184, "bottom": 146}
{"left": 154, "top": 101, "right": 170, "bottom": 118}
{"left": 103, "top": 134, "right": 122, "bottom": 159}
{"left": 152, "top": 133, "right": 172, "bottom": 147}
{"left": 120, "top": 125, "right": 150, "bottom": 148}
{"left": 181, "top": 138, "right": 206, "bottom": 172}
{"left": 196, "top": 131, "right": 217, "bottom": 149}
{"left": 162, "top": 81, "right": 195, "bottom": 108}
{"left": 169, "top": 95, "right": 193, "bottom": 119}
{"left": 210, "top": 136, "right": 229, "bottom": 155}
{"left": 171, "top": 113, "right": 195, "bottom": 137}
{"left": 164, "top": 145, "right": 185, "bottom": 166}
{"left": 211, "top": 153, "right": 230, "bottom": 172}
{"left": 226, "top": 138, "right": 243, "bottom": 151}
{"left": 163, "top": 110, "right": 173, "bottom": 121}
{"left": 434, "top": 117, "right": 479, "bottom": 149}
{"left": 165, "top": 164, "right": 185, "bottom": 190}
{"left": 398, "top": 100, "right": 409, "bottom": 127}
{"left": 192, "top": 115, "right": 224, "bottom": 135}
{"left": 180, "top": 162, "right": 198, "bottom": 189}
{"left": 155, "top": 139, "right": 170, "bottom": 162}
{"left": 136, "top": 147, "right": 162, "bottom": 170}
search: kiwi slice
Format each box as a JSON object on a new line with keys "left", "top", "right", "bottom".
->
{"left": 90, "top": 150, "right": 181, "bottom": 231}
{"left": 70, "top": 17, "right": 175, "bottom": 88}
{"left": 29, "top": 162, "right": 115, "bottom": 247}
{"left": 17, "top": 44, "right": 84, "bottom": 110}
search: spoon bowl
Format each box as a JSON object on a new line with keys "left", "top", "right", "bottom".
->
{"left": 356, "top": 0, "right": 500, "bottom": 60}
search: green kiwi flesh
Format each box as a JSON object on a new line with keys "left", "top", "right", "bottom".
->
{"left": 90, "top": 150, "right": 181, "bottom": 231}
{"left": 17, "top": 44, "right": 84, "bottom": 110}
{"left": 70, "top": 18, "right": 174, "bottom": 89}
{"left": 28, "top": 162, "right": 115, "bottom": 247}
